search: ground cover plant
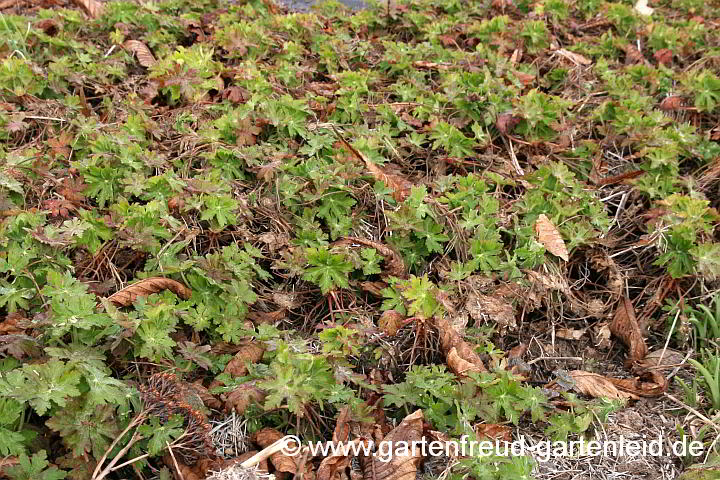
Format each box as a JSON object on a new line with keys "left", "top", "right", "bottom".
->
{"left": 0, "top": 0, "right": 719, "bottom": 478}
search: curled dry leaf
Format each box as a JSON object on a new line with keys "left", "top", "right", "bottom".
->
{"left": 495, "top": 112, "right": 522, "bottom": 135}
{"left": 475, "top": 423, "right": 512, "bottom": 443}
{"left": 334, "top": 237, "right": 406, "bottom": 278}
{"left": 252, "top": 428, "right": 297, "bottom": 475}
{"left": 72, "top": 0, "right": 104, "bottom": 18}
{"left": 190, "top": 380, "right": 223, "bottom": 410}
{"left": 636, "top": 348, "right": 686, "bottom": 371}
{"left": 624, "top": 44, "right": 646, "bottom": 65}
{"left": 225, "top": 382, "right": 267, "bottom": 414}
{"left": 609, "top": 297, "right": 648, "bottom": 364}
{"left": 554, "top": 48, "right": 592, "bottom": 66}
{"left": 433, "top": 317, "right": 486, "bottom": 374}
{"left": 610, "top": 370, "right": 667, "bottom": 397}
{"left": 106, "top": 277, "right": 191, "bottom": 307}
{"left": 317, "top": 439, "right": 371, "bottom": 480}
{"left": 659, "top": 95, "right": 685, "bottom": 111}
{"left": 535, "top": 214, "right": 569, "bottom": 261}
{"left": 378, "top": 310, "right": 406, "bottom": 336}
{"left": 465, "top": 292, "right": 516, "bottom": 329}
{"left": 447, "top": 347, "right": 484, "bottom": 377}
{"left": 360, "top": 410, "right": 424, "bottom": 480}
{"left": 556, "top": 328, "right": 586, "bottom": 340}
{"left": 568, "top": 370, "right": 639, "bottom": 400}
{"left": 123, "top": 40, "right": 156, "bottom": 68}
{"left": 653, "top": 48, "right": 673, "bottom": 66}
{"left": 248, "top": 309, "right": 287, "bottom": 325}
{"left": 224, "top": 341, "right": 265, "bottom": 377}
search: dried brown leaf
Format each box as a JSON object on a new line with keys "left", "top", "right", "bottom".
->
{"left": 653, "top": 48, "right": 673, "bottom": 66}
{"left": 106, "top": 277, "right": 191, "bottom": 307}
{"left": 433, "top": 317, "right": 486, "bottom": 373}
{"left": 659, "top": 95, "right": 685, "bottom": 111}
{"left": 556, "top": 328, "right": 586, "bottom": 340}
{"left": 554, "top": 48, "right": 591, "bottom": 66}
{"left": 475, "top": 423, "right": 512, "bottom": 442}
{"left": 624, "top": 44, "right": 646, "bottom": 65}
{"left": 224, "top": 341, "right": 265, "bottom": 377}
{"left": 447, "top": 347, "right": 484, "bottom": 377}
{"left": 609, "top": 370, "right": 667, "bottom": 397}
{"left": 636, "top": 348, "right": 685, "bottom": 371}
{"left": 465, "top": 292, "right": 516, "bottom": 329}
{"left": 378, "top": 310, "right": 406, "bottom": 336}
{"left": 72, "top": 0, "right": 104, "bottom": 18}
{"left": 495, "top": 112, "right": 521, "bottom": 136}
{"left": 248, "top": 309, "right": 287, "bottom": 325}
{"left": 189, "top": 380, "right": 223, "bottom": 410}
{"left": 360, "top": 410, "right": 424, "bottom": 480}
{"left": 318, "top": 439, "right": 371, "bottom": 480}
{"left": 568, "top": 370, "right": 638, "bottom": 400}
{"left": 535, "top": 214, "right": 569, "bottom": 261}
{"left": 123, "top": 40, "right": 156, "bottom": 68}
{"left": 224, "top": 382, "right": 267, "bottom": 414}
{"left": 610, "top": 297, "right": 648, "bottom": 364}
{"left": 252, "top": 428, "right": 297, "bottom": 474}
{"left": 513, "top": 71, "right": 535, "bottom": 86}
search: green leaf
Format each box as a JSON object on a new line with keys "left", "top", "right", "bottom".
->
{"left": 5, "top": 450, "right": 66, "bottom": 480}
{"left": 46, "top": 400, "right": 119, "bottom": 459}
{"left": 302, "top": 247, "right": 353, "bottom": 294}
{"left": 137, "top": 415, "right": 185, "bottom": 457}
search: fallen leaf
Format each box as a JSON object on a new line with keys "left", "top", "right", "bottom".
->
{"left": 634, "top": 0, "right": 654, "bottom": 15}
{"left": 412, "top": 61, "right": 452, "bottom": 70}
{"left": 378, "top": 310, "right": 406, "bottom": 336}
{"left": 624, "top": 43, "right": 646, "bottom": 65}
{"left": 475, "top": 423, "right": 512, "bottom": 442}
{"left": 72, "top": 0, "right": 104, "bottom": 18}
{"left": 433, "top": 317, "right": 487, "bottom": 374}
{"left": 659, "top": 95, "right": 685, "bottom": 111}
{"left": 224, "top": 341, "right": 266, "bottom": 377}
{"left": 568, "top": 370, "right": 638, "bottom": 400}
{"left": 465, "top": 292, "right": 516, "bottom": 329}
{"left": 609, "top": 297, "right": 648, "bottom": 364}
{"left": 34, "top": 18, "right": 59, "bottom": 35}
{"left": 318, "top": 439, "right": 371, "bottom": 480}
{"left": 447, "top": 347, "right": 484, "bottom": 377}
{"left": 610, "top": 370, "right": 667, "bottom": 397}
{"left": 535, "top": 214, "right": 569, "bottom": 261}
{"left": 495, "top": 112, "right": 521, "bottom": 135}
{"left": 224, "top": 382, "right": 267, "bottom": 414}
{"left": 123, "top": 40, "right": 156, "bottom": 68}
{"left": 513, "top": 71, "right": 535, "bottom": 86}
{"left": 252, "top": 428, "right": 297, "bottom": 475}
{"left": 653, "top": 48, "right": 673, "bottom": 66}
{"left": 636, "top": 348, "right": 685, "bottom": 371}
{"left": 556, "top": 328, "right": 586, "bottom": 340}
{"left": 594, "top": 323, "right": 612, "bottom": 349}
{"left": 248, "top": 309, "right": 286, "bottom": 325}
{"left": 106, "top": 277, "right": 192, "bottom": 307}
{"left": 189, "top": 380, "right": 223, "bottom": 410}
{"left": 554, "top": 48, "right": 592, "bottom": 66}
{"left": 360, "top": 410, "right": 424, "bottom": 480}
